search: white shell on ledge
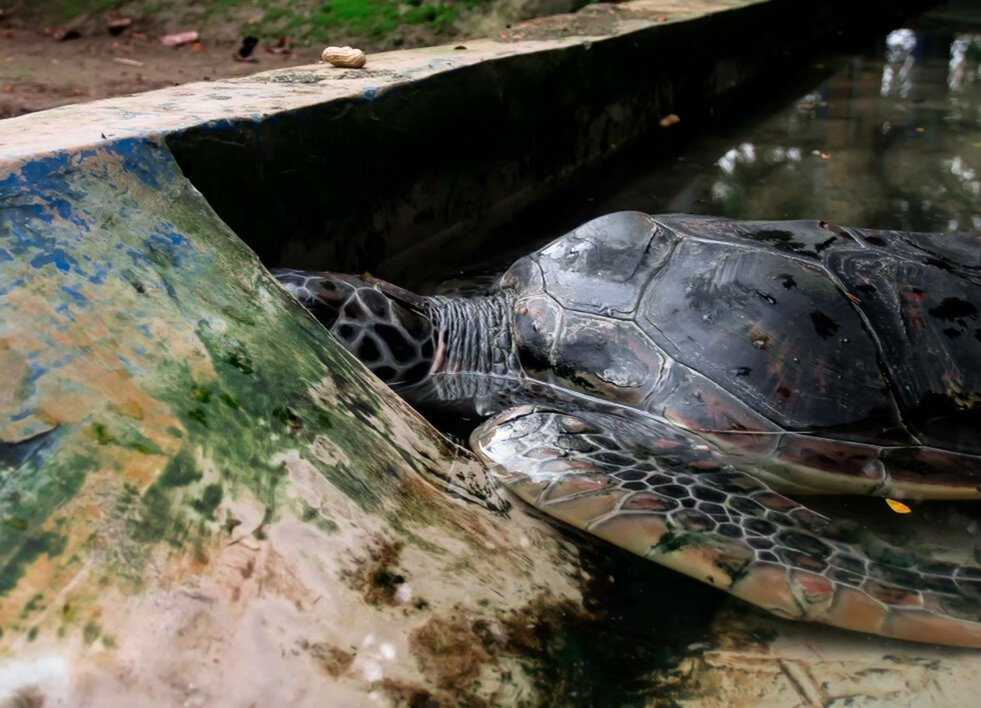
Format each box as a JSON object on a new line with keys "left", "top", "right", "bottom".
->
{"left": 321, "top": 46, "right": 367, "bottom": 68}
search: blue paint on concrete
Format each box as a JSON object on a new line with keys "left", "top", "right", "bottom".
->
{"left": 83, "top": 258, "right": 112, "bottom": 285}
{"left": 0, "top": 139, "right": 183, "bottom": 289}
{"left": 0, "top": 153, "right": 77, "bottom": 224}
{"left": 30, "top": 248, "right": 75, "bottom": 272}
{"left": 116, "top": 353, "right": 138, "bottom": 375}
{"left": 125, "top": 247, "right": 148, "bottom": 268}
{"left": 4, "top": 203, "right": 53, "bottom": 227}
{"left": 49, "top": 351, "right": 80, "bottom": 370}
{"left": 54, "top": 302, "right": 77, "bottom": 322}
{"left": 127, "top": 153, "right": 163, "bottom": 190}
{"left": 0, "top": 138, "right": 168, "bottom": 208}
{"left": 145, "top": 231, "right": 188, "bottom": 268}
{"left": 0, "top": 277, "right": 25, "bottom": 298}
{"left": 158, "top": 229, "right": 190, "bottom": 248}
{"left": 13, "top": 227, "right": 80, "bottom": 274}
{"left": 0, "top": 137, "right": 224, "bottom": 377}
{"left": 59, "top": 285, "right": 90, "bottom": 307}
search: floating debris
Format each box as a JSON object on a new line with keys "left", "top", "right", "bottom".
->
{"left": 322, "top": 45, "right": 366, "bottom": 68}
{"left": 659, "top": 113, "right": 681, "bottom": 127}
{"left": 885, "top": 498, "right": 912, "bottom": 514}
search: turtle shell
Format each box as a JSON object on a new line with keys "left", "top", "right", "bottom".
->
{"left": 501, "top": 211, "right": 981, "bottom": 482}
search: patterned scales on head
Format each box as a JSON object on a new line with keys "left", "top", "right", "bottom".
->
{"left": 274, "top": 211, "right": 981, "bottom": 648}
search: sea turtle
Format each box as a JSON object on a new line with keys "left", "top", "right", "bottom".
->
{"left": 274, "top": 211, "right": 981, "bottom": 648}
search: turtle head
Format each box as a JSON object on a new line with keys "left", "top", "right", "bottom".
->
{"left": 273, "top": 269, "right": 436, "bottom": 386}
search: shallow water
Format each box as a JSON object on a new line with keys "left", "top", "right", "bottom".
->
{"left": 434, "top": 2, "right": 981, "bottom": 281}
{"left": 595, "top": 15, "right": 981, "bottom": 234}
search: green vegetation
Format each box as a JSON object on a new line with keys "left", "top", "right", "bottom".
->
{"left": 191, "top": 483, "right": 224, "bottom": 518}
{"left": 25, "top": 0, "right": 493, "bottom": 47}
{"left": 252, "top": 0, "right": 490, "bottom": 47}
{"left": 60, "top": 0, "right": 119, "bottom": 19}
{"left": 289, "top": 0, "right": 482, "bottom": 39}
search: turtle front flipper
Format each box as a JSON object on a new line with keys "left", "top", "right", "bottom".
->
{"left": 472, "top": 405, "right": 981, "bottom": 648}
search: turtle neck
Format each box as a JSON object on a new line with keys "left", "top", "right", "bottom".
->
{"left": 424, "top": 292, "right": 518, "bottom": 402}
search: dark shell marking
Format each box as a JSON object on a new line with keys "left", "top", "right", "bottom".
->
{"left": 274, "top": 269, "right": 436, "bottom": 384}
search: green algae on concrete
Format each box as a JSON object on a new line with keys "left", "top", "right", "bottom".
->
{"left": 0, "top": 135, "right": 473, "bottom": 581}
{"left": 0, "top": 137, "right": 591, "bottom": 705}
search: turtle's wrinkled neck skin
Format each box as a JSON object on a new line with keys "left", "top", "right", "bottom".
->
{"left": 423, "top": 293, "right": 519, "bottom": 405}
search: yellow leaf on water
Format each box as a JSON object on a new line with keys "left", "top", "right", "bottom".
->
{"left": 885, "top": 498, "right": 912, "bottom": 514}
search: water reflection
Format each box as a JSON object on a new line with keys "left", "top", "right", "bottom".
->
{"left": 882, "top": 28, "right": 917, "bottom": 97}
{"left": 948, "top": 33, "right": 981, "bottom": 91}
{"left": 594, "top": 24, "right": 981, "bottom": 235}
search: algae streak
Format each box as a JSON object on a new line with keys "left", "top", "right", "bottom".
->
{"left": 0, "top": 137, "right": 589, "bottom": 707}
{"left": 0, "top": 137, "right": 488, "bottom": 645}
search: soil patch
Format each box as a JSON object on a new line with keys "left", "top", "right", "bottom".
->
{"left": 0, "top": 28, "right": 324, "bottom": 118}
{"left": 0, "top": 0, "right": 587, "bottom": 118}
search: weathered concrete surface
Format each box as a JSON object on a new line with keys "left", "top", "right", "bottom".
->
{"left": 0, "top": 140, "right": 594, "bottom": 706}
{"left": 0, "top": 0, "right": 940, "bottom": 284}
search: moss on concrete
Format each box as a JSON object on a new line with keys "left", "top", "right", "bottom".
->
{"left": 0, "top": 137, "right": 468, "bottom": 641}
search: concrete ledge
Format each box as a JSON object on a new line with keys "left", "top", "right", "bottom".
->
{"left": 1, "top": 0, "right": 937, "bottom": 282}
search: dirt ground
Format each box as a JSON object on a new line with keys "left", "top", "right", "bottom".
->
{"left": 0, "top": 27, "right": 352, "bottom": 118}
{"left": 0, "top": 0, "right": 585, "bottom": 118}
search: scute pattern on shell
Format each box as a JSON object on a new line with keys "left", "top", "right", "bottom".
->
{"left": 473, "top": 405, "right": 981, "bottom": 647}
{"left": 500, "top": 211, "right": 981, "bottom": 494}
